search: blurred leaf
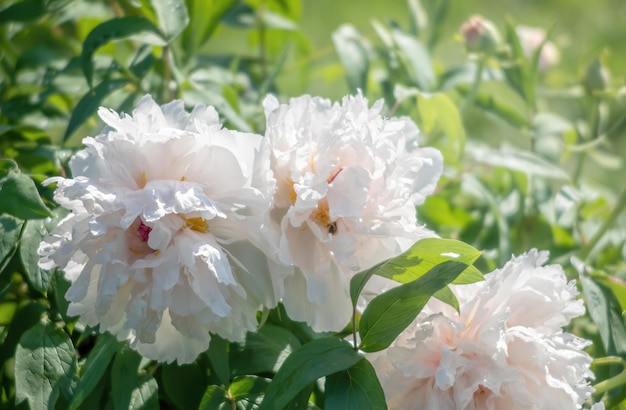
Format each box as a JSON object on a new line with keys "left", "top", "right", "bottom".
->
{"left": 15, "top": 319, "right": 78, "bottom": 410}
{"left": 407, "top": 0, "right": 427, "bottom": 37}
{"left": 64, "top": 79, "right": 130, "bottom": 142}
{"left": 258, "top": 338, "right": 361, "bottom": 410}
{"left": 0, "top": 159, "right": 53, "bottom": 219}
{"left": 590, "top": 271, "right": 626, "bottom": 313}
{"left": 325, "top": 359, "right": 386, "bottom": 410}
{"left": 0, "top": 0, "right": 46, "bottom": 24}
{"left": 580, "top": 275, "right": 626, "bottom": 357}
{"left": 533, "top": 112, "right": 573, "bottom": 137}
{"left": 199, "top": 385, "right": 228, "bottom": 410}
{"left": 0, "top": 215, "right": 23, "bottom": 272}
{"left": 161, "top": 360, "right": 207, "bottom": 408}
{"left": 261, "top": 10, "right": 297, "bottom": 30}
{"left": 183, "top": 0, "right": 238, "bottom": 55}
{"left": 390, "top": 24, "right": 434, "bottom": 90}
{"left": 151, "top": 0, "right": 189, "bottom": 41}
{"left": 502, "top": 20, "right": 535, "bottom": 106}
{"left": 231, "top": 324, "right": 301, "bottom": 376}
{"left": 332, "top": 24, "right": 369, "bottom": 94}
{"left": 81, "top": 17, "right": 164, "bottom": 87}
{"left": 457, "top": 84, "right": 528, "bottom": 128}
{"left": 112, "top": 344, "right": 159, "bottom": 410}
{"left": 466, "top": 144, "right": 569, "bottom": 181}
{"left": 69, "top": 333, "right": 118, "bottom": 410}
{"left": 19, "top": 219, "right": 52, "bottom": 294}
{"left": 359, "top": 261, "right": 467, "bottom": 352}
{"left": 372, "top": 238, "right": 483, "bottom": 285}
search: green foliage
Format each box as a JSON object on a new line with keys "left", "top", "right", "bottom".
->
{"left": 0, "top": 0, "right": 625, "bottom": 408}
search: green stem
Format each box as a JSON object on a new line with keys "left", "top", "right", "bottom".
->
{"left": 461, "top": 58, "right": 485, "bottom": 115}
{"left": 593, "top": 367, "right": 626, "bottom": 396}
{"left": 580, "top": 184, "right": 626, "bottom": 260}
{"left": 352, "top": 307, "right": 358, "bottom": 351}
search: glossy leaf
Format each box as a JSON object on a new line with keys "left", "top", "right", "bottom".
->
{"left": 81, "top": 17, "right": 164, "bottom": 87}
{"left": 112, "top": 344, "right": 159, "bottom": 410}
{"left": 69, "top": 333, "right": 118, "bottom": 409}
{"left": 151, "top": 0, "right": 189, "bottom": 41}
{"left": 259, "top": 338, "right": 362, "bottom": 410}
{"left": 199, "top": 385, "right": 228, "bottom": 410}
{"left": 15, "top": 319, "right": 78, "bottom": 409}
{"left": 63, "top": 79, "right": 130, "bottom": 142}
{"left": 19, "top": 219, "right": 52, "bottom": 293}
{"left": 0, "top": 159, "right": 52, "bottom": 219}
{"left": 325, "top": 359, "right": 387, "bottom": 410}
{"left": 0, "top": 215, "right": 23, "bottom": 272}
{"left": 359, "top": 261, "right": 467, "bottom": 352}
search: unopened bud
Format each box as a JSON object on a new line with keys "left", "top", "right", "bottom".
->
{"left": 583, "top": 57, "right": 611, "bottom": 95}
{"left": 515, "top": 25, "right": 560, "bottom": 70}
{"left": 461, "top": 15, "right": 501, "bottom": 55}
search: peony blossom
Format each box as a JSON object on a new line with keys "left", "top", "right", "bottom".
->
{"left": 515, "top": 25, "right": 560, "bottom": 70}
{"left": 38, "top": 95, "right": 276, "bottom": 364}
{"left": 262, "top": 93, "right": 442, "bottom": 331}
{"left": 369, "top": 250, "right": 594, "bottom": 409}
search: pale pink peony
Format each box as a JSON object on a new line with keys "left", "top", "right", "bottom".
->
{"left": 39, "top": 95, "right": 276, "bottom": 363}
{"left": 262, "top": 93, "right": 442, "bottom": 331}
{"left": 370, "top": 250, "right": 594, "bottom": 409}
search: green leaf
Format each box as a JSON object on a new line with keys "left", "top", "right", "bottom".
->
{"left": 349, "top": 263, "right": 382, "bottom": 309}
{"left": 390, "top": 24, "right": 434, "bottom": 90}
{"left": 69, "top": 332, "right": 118, "bottom": 410}
{"left": 199, "top": 385, "right": 228, "bottom": 410}
{"left": 207, "top": 334, "right": 231, "bottom": 386}
{"left": 325, "top": 359, "right": 387, "bottom": 410}
{"left": 151, "top": 0, "right": 189, "bottom": 41}
{"left": 407, "top": 0, "right": 427, "bottom": 36}
{"left": 456, "top": 84, "right": 528, "bottom": 128}
{"left": 63, "top": 79, "right": 130, "bottom": 142}
{"left": 0, "top": 159, "right": 53, "bottom": 219}
{"left": 0, "top": 0, "right": 46, "bottom": 24}
{"left": 161, "top": 360, "right": 208, "bottom": 409}
{"left": 0, "top": 302, "right": 47, "bottom": 365}
{"left": 259, "top": 338, "right": 362, "bottom": 410}
{"left": 183, "top": 0, "right": 238, "bottom": 56}
{"left": 359, "top": 261, "right": 467, "bottom": 352}
{"left": 230, "top": 324, "right": 301, "bottom": 376}
{"left": 81, "top": 17, "right": 164, "bottom": 87}
{"left": 372, "top": 238, "right": 483, "bottom": 285}
{"left": 580, "top": 275, "right": 626, "bottom": 357}
{"left": 15, "top": 319, "right": 78, "bottom": 409}
{"left": 466, "top": 144, "right": 570, "bottom": 181}
{"left": 0, "top": 215, "right": 23, "bottom": 272}
{"left": 112, "top": 343, "right": 159, "bottom": 410}
{"left": 332, "top": 24, "right": 369, "bottom": 94}
{"left": 229, "top": 375, "right": 270, "bottom": 409}
{"left": 433, "top": 286, "right": 460, "bottom": 312}
{"left": 19, "top": 219, "right": 52, "bottom": 293}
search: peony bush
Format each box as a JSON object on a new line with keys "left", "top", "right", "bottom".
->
{"left": 1, "top": 1, "right": 624, "bottom": 409}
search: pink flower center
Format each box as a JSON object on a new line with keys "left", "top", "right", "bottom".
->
{"left": 137, "top": 221, "right": 152, "bottom": 242}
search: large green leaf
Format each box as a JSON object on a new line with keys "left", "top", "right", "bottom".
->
{"left": 183, "top": 0, "right": 238, "bottom": 56}
{"left": 112, "top": 344, "right": 159, "bottom": 410}
{"left": 456, "top": 84, "right": 529, "bottom": 128}
{"left": 199, "top": 385, "right": 228, "bottom": 410}
{"left": 332, "top": 24, "right": 369, "bottom": 94}
{"left": 0, "top": 159, "right": 53, "bottom": 219}
{"left": 15, "top": 319, "right": 78, "bottom": 409}
{"left": 390, "top": 24, "right": 434, "bottom": 90}
{"left": 19, "top": 219, "right": 52, "bottom": 293}
{"left": 359, "top": 261, "right": 467, "bottom": 352}
{"left": 325, "top": 359, "right": 387, "bottom": 410}
{"left": 81, "top": 17, "right": 164, "bottom": 87}
{"left": 372, "top": 238, "right": 483, "bottom": 285}
{"left": 0, "top": 215, "right": 23, "bottom": 273}
{"left": 229, "top": 375, "right": 271, "bottom": 409}
{"left": 0, "top": 0, "right": 46, "bottom": 24}
{"left": 69, "top": 332, "right": 118, "bottom": 409}
{"left": 258, "top": 338, "right": 362, "bottom": 410}
{"left": 230, "top": 324, "right": 301, "bottom": 376}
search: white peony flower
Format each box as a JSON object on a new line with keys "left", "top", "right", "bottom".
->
{"left": 262, "top": 93, "right": 443, "bottom": 332}
{"left": 369, "top": 250, "right": 594, "bottom": 409}
{"left": 515, "top": 25, "right": 560, "bottom": 70}
{"left": 39, "top": 95, "right": 276, "bottom": 364}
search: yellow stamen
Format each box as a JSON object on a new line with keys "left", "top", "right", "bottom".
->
{"left": 311, "top": 200, "right": 338, "bottom": 235}
{"left": 180, "top": 176, "right": 187, "bottom": 181}
{"left": 138, "top": 171, "right": 147, "bottom": 188}
{"left": 184, "top": 217, "right": 209, "bottom": 233}
{"left": 287, "top": 178, "right": 297, "bottom": 204}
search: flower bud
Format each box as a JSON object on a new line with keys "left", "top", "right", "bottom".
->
{"left": 515, "top": 25, "right": 560, "bottom": 70}
{"left": 461, "top": 15, "right": 501, "bottom": 55}
{"left": 583, "top": 56, "right": 611, "bottom": 95}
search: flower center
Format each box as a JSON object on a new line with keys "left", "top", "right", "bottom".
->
{"left": 311, "top": 199, "right": 338, "bottom": 236}
{"left": 183, "top": 216, "right": 209, "bottom": 233}
{"left": 137, "top": 221, "right": 152, "bottom": 242}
